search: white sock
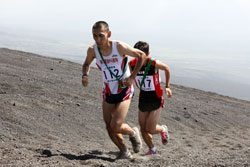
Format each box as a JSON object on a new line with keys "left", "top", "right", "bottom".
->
{"left": 151, "top": 146, "right": 157, "bottom": 152}
{"left": 124, "top": 151, "right": 129, "bottom": 155}
{"left": 161, "top": 126, "right": 166, "bottom": 132}
{"left": 131, "top": 130, "right": 136, "bottom": 137}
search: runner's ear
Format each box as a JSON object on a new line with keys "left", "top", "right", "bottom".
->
{"left": 147, "top": 52, "right": 150, "bottom": 56}
{"left": 108, "top": 31, "right": 111, "bottom": 38}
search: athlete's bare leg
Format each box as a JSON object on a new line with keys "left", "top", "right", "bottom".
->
{"left": 139, "top": 111, "right": 154, "bottom": 148}
{"left": 103, "top": 101, "right": 126, "bottom": 152}
{"left": 110, "top": 99, "right": 135, "bottom": 136}
{"left": 139, "top": 107, "right": 163, "bottom": 149}
{"left": 145, "top": 107, "right": 163, "bottom": 134}
{"left": 103, "top": 99, "right": 135, "bottom": 152}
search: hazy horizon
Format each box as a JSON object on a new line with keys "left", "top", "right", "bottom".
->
{"left": 1, "top": 0, "right": 250, "bottom": 101}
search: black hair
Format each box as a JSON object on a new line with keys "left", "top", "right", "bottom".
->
{"left": 134, "top": 41, "right": 149, "bottom": 55}
{"left": 92, "top": 21, "right": 109, "bottom": 31}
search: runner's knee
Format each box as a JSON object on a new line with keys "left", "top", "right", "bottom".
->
{"left": 110, "top": 122, "right": 122, "bottom": 133}
{"left": 145, "top": 125, "right": 156, "bottom": 134}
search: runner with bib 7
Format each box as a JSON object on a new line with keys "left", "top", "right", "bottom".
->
{"left": 129, "top": 41, "right": 172, "bottom": 155}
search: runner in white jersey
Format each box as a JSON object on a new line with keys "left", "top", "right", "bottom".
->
{"left": 94, "top": 41, "right": 134, "bottom": 103}
{"left": 129, "top": 41, "right": 172, "bottom": 155}
{"left": 82, "top": 21, "right": 145, "bottom": 159}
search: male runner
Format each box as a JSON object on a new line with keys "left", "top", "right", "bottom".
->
{"left": 129, "top": 41, "right": 172, "bottom": 155}
{"left": 82, "top": 21, "right": 145, "bottom": 159}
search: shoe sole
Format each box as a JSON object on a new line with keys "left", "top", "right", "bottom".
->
{"left": 116, "top": 151, "right": 133, "bottom": 159}
{"left": 132, "top": 127, "right": 142, "bottom": 153}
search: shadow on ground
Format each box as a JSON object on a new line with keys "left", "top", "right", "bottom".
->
{"left": 40, "top": 149, "right": 115, "bottom": 162}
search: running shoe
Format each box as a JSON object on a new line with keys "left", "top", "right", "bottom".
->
{"left": 116, "top": 151, "right": 133, "bottom": 159}
{"left": 161, "top": 125, "right": 169, "bottom": 145}
{"left": 145, "top": 148, "right": 157, "bottom": 155}
{"left": 129, "top": 127, "right": 142, "bottom": 153}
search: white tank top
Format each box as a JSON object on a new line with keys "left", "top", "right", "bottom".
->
{"left": 94, "top": 41, "right": 134, "bottom": 94}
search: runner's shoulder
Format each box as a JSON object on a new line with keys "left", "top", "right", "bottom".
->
{"left": 129, "top": 58, "right": 137, "bottom": 66}
{"left": 116, "top": 40, "right": 131, "bottom": 49}
{"left": 87, "top": 44, "right": 95, "bottom": 51}
{"left": 146, "top": 57, "right": 156, "bottom": 66}
{"left": 87, "top": 44, "right": 96, "bottom": 57}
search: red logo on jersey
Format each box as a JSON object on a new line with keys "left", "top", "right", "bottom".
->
{"left": 100, "top": 58, "right": 118, "bottom": 64}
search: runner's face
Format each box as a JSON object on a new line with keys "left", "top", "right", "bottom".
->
{"left": 92, "top": 27, "right": 109, "bottom": 47}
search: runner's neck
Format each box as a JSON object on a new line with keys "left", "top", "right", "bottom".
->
{"left": 98, "top": 40, "right": 113, "bottom": 56}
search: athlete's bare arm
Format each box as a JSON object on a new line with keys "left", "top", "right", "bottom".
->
{"left": 117, "top": 41, "right": 146, "bottom": 86}
{"left": 82, "top": 46, "right": 96, "bottom": 87}
{"left": 155, "top": 60, "right": 172, "bottom": 98}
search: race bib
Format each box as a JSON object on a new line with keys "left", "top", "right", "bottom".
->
{"left": 136, "top": 76, "right": 155, "bottom": 91}
{"left": 102, "top": 66, "right": 121, "bottom": 83}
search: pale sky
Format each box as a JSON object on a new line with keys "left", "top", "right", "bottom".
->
{"left": 1, "top": 0, "right": 250, "bottom": 52}
{"left": 1, "top": 0, "right": 250, "bottom": 34}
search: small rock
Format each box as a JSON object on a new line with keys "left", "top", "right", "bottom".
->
{"left": 50, "top": 68, "right": 54, "bottom": 71}
{"left": 0, "top": 91, "right": 6, "bottom": 94}
{"left": 184, "top": 107, "right": 187, "bottom": 110}
{"left": 76, "top": 103, "right": 80, "bottom": 106}
{"left": 42, "top": 149, "right": 52, "bottom": 157}
{"left": 57, "top": 100, "right": 64, "bottom": 104}
{"left": 13, "top": 103, "right": 16, "bottom": 106}
{"left": 174, "top": 116, "right": 181, "bottom": 121}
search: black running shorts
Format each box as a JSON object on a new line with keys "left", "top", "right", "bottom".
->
{"left": 139, "top": 91, "right": 164, "bottom": 112}
{"left": 105, "top": 87, "right": 133, "bottom": 104}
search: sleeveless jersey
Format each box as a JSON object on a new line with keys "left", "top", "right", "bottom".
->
{"left": 129, "top": 57, "right": 163, "bottom": 98}
{"left": 94, "top": 41, "right": 134, "bottom": 95}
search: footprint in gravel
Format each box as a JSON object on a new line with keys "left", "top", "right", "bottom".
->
{"left": 173, "top": 116, "right": 181, "bottom": 121}
{"left": 184, "top": 113, "right": 191, "bottom": 119}
{"left": 185, "top": 140, "right": 193, "bottom": 147}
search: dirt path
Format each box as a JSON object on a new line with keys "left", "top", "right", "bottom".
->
{"left": 1, "top": 48, "right": 250, "bottom": 167}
